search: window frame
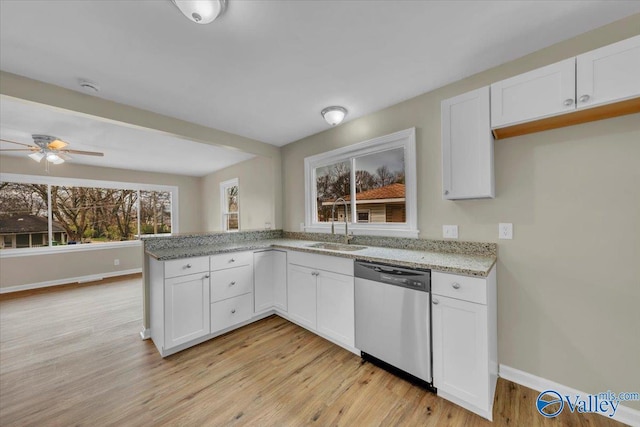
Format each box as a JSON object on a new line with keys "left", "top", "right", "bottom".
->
{"left": 304, "top": 128, "right": 418, "bottom": 238}
{"left": 220, "top": 178, "right": 240, "bottom": 233}
{"left": 0, "top": 172, "right": 178, "bottom": 258}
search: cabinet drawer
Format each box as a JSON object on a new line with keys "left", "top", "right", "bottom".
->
{"left": 210, "top": 293, "right": 253, "bottom": 333}
{"left": 164, "top": 256, "right": 209, "bottom": 279}
{"left": 210, "top": 264, "right": 253, "bottom": 302}
{"left": 288, "top": 250, "right": 353, "bottom": 276}
{"left": 432, "top": 271, "right": 487, "bottom": 305}
{"left": 210, "top": 251, "right": 253, "bottom": 271}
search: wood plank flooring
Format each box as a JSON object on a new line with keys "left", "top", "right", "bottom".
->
{"left": 0, "top": 276, "right": 626, "bottom": 426}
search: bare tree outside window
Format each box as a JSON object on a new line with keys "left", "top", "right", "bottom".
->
{"left": 314, "top": 148, "right": 405, "bottom": 224}
{"left": 221, "top": 179, "right": 239, "bottom": 232}
{"left": 0, "top": 180, "right": 173, "bottom": 249}
{"left": 140, "top": 190, "right": 172, "bottom": 235}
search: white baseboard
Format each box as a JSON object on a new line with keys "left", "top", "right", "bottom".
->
{"left": 139, "top": 327, "right": 151, "bottom": 340}
{"left": 499, "top": 364, "right": 640, "bottom": 426}
{"left": 0, "top": 268, "right": 142, "bottom": 294}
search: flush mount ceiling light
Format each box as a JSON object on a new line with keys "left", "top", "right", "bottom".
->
{"left": 321, "top": 106, "right": 348, "bottom": 126}
{"left": 171, "top": 0, "right": 226, "bottom": 24}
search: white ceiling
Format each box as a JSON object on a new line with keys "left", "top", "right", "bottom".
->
{"left": 0, "top": 97, "right": 255, "bottom": 177}
{"left": 1, "top": 1, "right": 639, "bottom": 150}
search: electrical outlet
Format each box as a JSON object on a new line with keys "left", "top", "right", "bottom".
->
{"left": 498, "top": 223, "right": 513, "bottom": 239}
{"left": 264, "top": 222, "right": 272, "bottom": 229}
{"left": 114, "top": 259, "right": 120, "bottom": 266}
{"left": 443, "top": 225, "right": 458, "bottom": 239}
{"left": 300, "top": 222, "right": 305, "bottom": 232}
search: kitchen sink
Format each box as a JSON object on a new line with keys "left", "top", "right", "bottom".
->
{"left": 307, "top": 242, "right": 367, "bottom": 252}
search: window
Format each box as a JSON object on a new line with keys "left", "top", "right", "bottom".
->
{"left": 220, "top": 178, "right": 239, "bottom": 232}
{"left": 0, "top": 173, "right": 177, "bottom": 253}
{"left": 304, "top": 128, "right": 417, "bottom": 238}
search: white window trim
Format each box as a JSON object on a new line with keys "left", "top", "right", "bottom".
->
{"left": 220, "top": 178, "right": 239, "bottom": 232}
{"left": 304, "top": 127, "right": 419, "bottom": 238}
{"left": 0, "top": 173, "right": 178, "bottom": 258}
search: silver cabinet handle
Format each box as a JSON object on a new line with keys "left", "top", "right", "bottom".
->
{"left": 579, "top": 94, "right": 590, "bottom": 103}
{"left": 563, "top": 98, "right": 574, "bottom": 106}
{"left": 452, "top": 283, "right": 461, "bottom": 289}
{"left": 433, "top": 298, "right": 439, "bottom": 305}
{"left": 186, "top": 264, "right": 192, "bottom": 269}
{"left": 231, "top": 309, "right": 236, "bottom": 314}
{"left": 204, "top": 274, "right": 210, "bottom": 279}
{"left": 230, "top": 281, "right": 236, "bottom": 286}
{"left": 444, "top": 190, "right": 449, "bottom": 196}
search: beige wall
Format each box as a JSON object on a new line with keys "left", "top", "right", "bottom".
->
{"left": 201, "top": 155, "right": 282, "bottom": 232}
{"left": 282, "top": 15, "right": 640, "bottom": 407}
{"left": 0, "top": 155, "right": 203, "bottom": 289}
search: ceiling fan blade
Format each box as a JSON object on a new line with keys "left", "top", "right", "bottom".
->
{"left": 0, "top": 138, "right": 38, "bottom": 148}
{"left": 61, "top": 149, "right": 104, "bottom": 157}
{"left": 47, "top": 139, "right": 68, "bottom": 150}
{"left": 0, "top": 148, "right": 38, "bottom": 152}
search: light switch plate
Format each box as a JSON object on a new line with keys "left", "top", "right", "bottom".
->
{"left": 499, "top": 223, "right": 513, "bottom": 239}
{"left": 443, "top": 225, "right": 458, "bottom": 239}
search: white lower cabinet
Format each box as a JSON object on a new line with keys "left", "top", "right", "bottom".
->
{"left": 286, "top": 251, "right": 355, "bottom": 351}
{"left": 431, "top": 268, "right": 497, "bottom": 421}
{"left": 317, "top": 270, "right": 355, "bottom": 347}
{"left": 211, "top": 293, "right": 253, "bottom": 332}
{"left": 209, "top": 251, "right": 255, "bottom": 335}
{"left": 287, "top": 263, "right": 317, "bottom": 330}
{"left": 164, "top": 272, "right": 211, "bottom": 349}
{"left": 150, "top": 256, "right": 212, "bottom": 356}
{"left": 253, "top": 250, "right": 287, "bottom": 314}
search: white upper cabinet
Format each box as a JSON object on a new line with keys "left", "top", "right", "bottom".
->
{"left": 491, "top": 58, "right": 576, "bottom": 128}
{"left": 441, "top": 86, "right": 495, "bottom": 200}
{"left": 491, "top": 36, "right": 640, "bottom": 131}
{"left": 576, "top": 35, "right": 640, "bottom": 109}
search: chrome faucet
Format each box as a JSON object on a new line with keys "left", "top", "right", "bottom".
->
{"left": 331, "top": 197, "right": 353, "bottom": 244}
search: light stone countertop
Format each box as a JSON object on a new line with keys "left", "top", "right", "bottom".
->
{"left": 145, "top": 238, "right": 496, "bottom": 277}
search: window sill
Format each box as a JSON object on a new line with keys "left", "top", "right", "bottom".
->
{"left": 0, "top": 240, "right": 142, "bottom": 258}
{"left": 304, "top": 225, "right": 419, "bottom": 239}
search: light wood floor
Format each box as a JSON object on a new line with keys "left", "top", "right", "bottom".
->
{"left": 0, "top": 276, "right": 625, "bottom": 426}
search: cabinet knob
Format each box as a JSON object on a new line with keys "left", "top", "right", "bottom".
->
{"left": 204, "top": 274, "right": 210, "bottom": 279}
{"left": 563, "top": 98, "right": 574, "bottom": 106}
{"left": 229, "top": 258, "right": 235, "bottom": 263}
{"left": 186, "top": 264, "right": 192, "bottom": 269}
{"left": 452, "top": 283, "right": 461, "bottom": 289}
{"left": 231, "top": 309, "right": 236, "bottom": 314}
{"left": 230, "top": 281, "right": 236, "bottom": 286}
{"left": 311, "top": 271, "right": 319, "bottom": 276}
{"left": 433, "top": 298, "right": 439, "bottom": 305}
{"left": 578, "top": 94, "right": 590, "bottom": 103}
{"left": 444, "top": 190, "right": 449, "bottom": 196}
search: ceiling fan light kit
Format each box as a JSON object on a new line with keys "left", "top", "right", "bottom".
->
{"left": 321, "top": 106, "right": 348, "bottom": 126}
{"left": 171, "top": 0, "right": 226, "bottom": 24}
{"left": 0, "top": 134, "right": 104, "bottom": 169}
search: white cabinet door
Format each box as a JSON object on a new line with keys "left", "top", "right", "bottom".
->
{"left": 576, "top": 35, "right": 640, "bottom": 109}
{"left": 491, "top": 58, "right": 576, "bottom": 127}
{"left": 432, "top": 294, "right": 488, "bottom": 410}
{"left": 253, "top": 251, "right": 274, "bottom": 313}
{"left": 316, "top": 270, "right": 354, "bottom": 347}
{"left": 272, "top": 251, "right": 288, "bottom": 312}
{"left": 441, "top": 86, "right": 494, "bottom": 200}
{"left": 287, "top": 264, "right": 317, "bottom": 330}
{"left": 164, "top": 272, "right": 210, "bottom": 349}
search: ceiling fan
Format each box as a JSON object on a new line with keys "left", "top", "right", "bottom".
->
{"left": 0, "top": 134, "right": 104, "bottom": 165}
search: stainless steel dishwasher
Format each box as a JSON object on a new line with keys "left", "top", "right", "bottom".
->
{"left": 354, "top": 259, "right": 434, "bottom": 389}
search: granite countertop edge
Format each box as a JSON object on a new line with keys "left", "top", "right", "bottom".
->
{"left": 145, "top": 239, "right": 496, "bottom": 277}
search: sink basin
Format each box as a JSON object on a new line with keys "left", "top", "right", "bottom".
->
{"left": 307, "top": 242, "right": 367, "bottom": 252}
